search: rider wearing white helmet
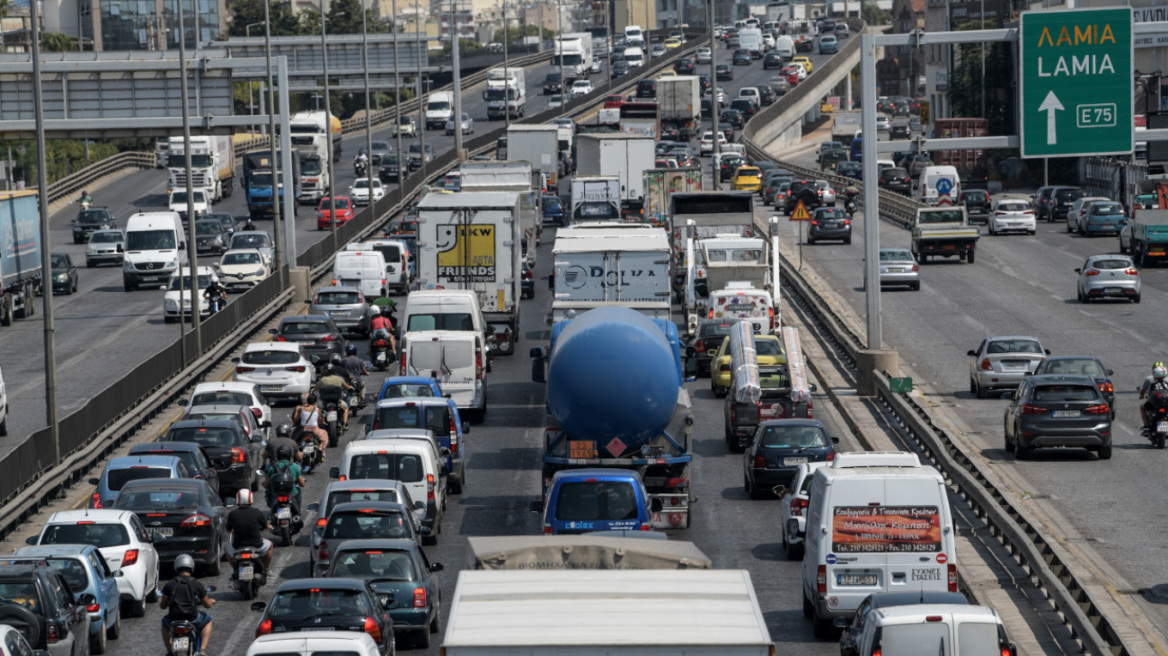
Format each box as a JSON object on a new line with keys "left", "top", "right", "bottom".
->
{"left": 1139, "top": 362, "right": 1168, "bottom": 432}
{"left": 224, "top": 489, "right": 273, "bottom": 572}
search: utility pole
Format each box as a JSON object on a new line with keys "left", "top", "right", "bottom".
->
{"left": 393, "top": 0, "right": 404, "bottom": 176}
{"left": 177, "top": 0, "right": 201, "bottom": 358}
{"left": 451, "top": 0, "right": 465, "bottom": 158}
{"left": 263, "top": 0, "right": 286, "bottom": 285}
{"left": 417, "top": 0, "right": 427, "bottom": 177}
{"left": 362, "top": 0, "right": 374, "bottom": 201}
{"left": 321, "top": 9, "right": 340, "bottom": 251}
{"left": 503, "top": 0, "right": 511, "bottom": 131}
{"left": 708, "top": 0, "right": 719, "bottom": 190}
{"left": 557, "top": 0, "right": 564, "bottom": 108}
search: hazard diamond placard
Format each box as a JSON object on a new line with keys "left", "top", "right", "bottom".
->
{"left": 789, "top": 200, "right": 812, "bottom": 221}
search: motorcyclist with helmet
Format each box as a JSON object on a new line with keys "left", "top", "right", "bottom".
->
{"left": 263, "top": 445, "right": 306, "bottom": 512}
{"left": 1139, "top": 362, "right": 1168, "bottom": 433}
{"left": 225, "top": 490, "right": 273, "bottom": 573}
{"left": 369, "top": 305, "right": 397, "bottom": 357}
{"left": 316, "top": 361, "right": 354, "bottom": 431}
{"left": 265, "top": 423, "right": 301, "bottom": 466}
{"left": 341, "top": 344, "right": 369, "bottom": 406}
{"left": 159, "top": 554, "right": 214, "bottom": 656}
{"left": 77, "top": 190, "right": 93, "bottom": 208}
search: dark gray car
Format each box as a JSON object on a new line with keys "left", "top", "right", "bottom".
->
{"left": 312, "top": 500, "right": 427, "bottom": 577}
{"left": 194, "top": 219, "right": 229, "bottom": 255}
{"left": 271, "top": 315, "right": 347, "bottom": 364}
{"left": 807, "top": 207, "right": 851, "bottom": 244}
{"left": 1003, "top": 374, "right": 1112, "bottom": 460}
{"left": 309, "top": 285, "right": 374, "bottom": 335}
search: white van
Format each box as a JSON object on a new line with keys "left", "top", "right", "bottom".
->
{"left": 708, "top": 282, "right": 776, "bottom": 335}
{"left": 623, "top": 46, "right": 645, "bottom": 67}
{"left": 402, "top": 289, "right": 486, "bottom": 341}
{"left": 774, "top": 35, "right": 795, "bottom": 59}
{"left": 333, "top": 439, "right": 446, "bottom": 542}
{"left": 332, "top": 250, "right": 388, "bottom": 298}
{"left": 348, "top": 239, "right": 410, "bottom": 293}
{"left": 857, "top": 605, "right": 1015, "bottom": 656}
{"left": 624, "top": 25, "right": 644, "bottom": 47}
{"left": 425, "top": 91, "right": 455, "bottom": 130}
{"left": 122, "top": 211, "right": 186, "bottom": 291}
{"left": 801, "top": 452, "right": 957, "bottom": 638}
{"left": 916, "top": 165, "right": 961, "bottom": 206}
{"left": 399, "top": 330, "right": 489, "bottom": 422}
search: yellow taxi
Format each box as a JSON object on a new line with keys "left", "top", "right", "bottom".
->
{"left": 711, "top": 334, "right": 787, "bottom": 397}
{"left": 731, "top": 166, "right": 763, "bottom": 192}
{"left": 792, "top": 56, "right": 813, "bottom": 73}
{"left": 664, "top": 37, "right": 683, "bottom": 50}
{"left": 658, "top": 70, "right": 677, "bottom": 79}
{"left": 820, "top": 101, "right": 835, "bottom": 113}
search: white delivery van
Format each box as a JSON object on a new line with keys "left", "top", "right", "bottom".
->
{"left": 348, "top": 239, "right": 410, "bottom": 293}
{"left": 332, "top": 250, "right": 388, "bottom": 298}
{"left": 624, "top": 25, "right": 644, "bottom": 47}
{"left": 333, "top": 439, "right": 446, "bottom": 542}
{"left": 857, "top": 604, "right": 1015, "bottom": 656}
{"left": 122, "top": 211, "right": 186, "bottom": 291}
{"left": 623, "top": 46, "right": 645, "bottom": 67}
{"left": 709, "top": 282, "right": 776, "bottom": 335}
{"left": 774, "top": 35, "right": 795, "bottom": 59}
{"left": 425, "top": 91, "right": 455, "bottom": 130}
{"left": 401, "top": 289, "right": 486, "bottom": 341}
{"left": 399, "top": 330, "right": 489, "bottom": 422}
{"left": 916, "top": 165, "right": 961, "bottom": 206}
{"left": 801, "top": 451, "right": 957, "bottom": 639}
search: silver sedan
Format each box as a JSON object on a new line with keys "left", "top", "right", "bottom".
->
{"left": 445, "top": 113, "right": 475, "bottom": 136}
{"left": 968, "top": 335, "right": 1050, "bottom": 399}
{"left": 877, "top": 248, "right": 920, "bottom": 290}
{"left": 1076, "top": 254, "right": 1141, "bottom": 303}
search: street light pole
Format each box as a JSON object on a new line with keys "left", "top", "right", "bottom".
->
{"left": 708, "top": 0, "right": 719, "bottom": 190}
{"left": 393, "top": 0, "right": 404, "bottom": 181}
{"left": 451, "top": 0, "right": 465, "bottom": 158}
{"left": 503, "top": 0, "right": 511, "bottom": 131}
{"left": 417, "top": 0, "right": 427, "bottom": 178}
{"left": 362, "top": 1, "right": 374, "bottom": 202}
{"left": 321, "top": 9, "right": 339, "bottom": 250}
{"left": 246, "top": 21, "right": 266, "bottom": 132}
{"left": 263, "top": 0, "right": 286, "bottom": 285}
{"left": 177, "top": 0, "right": 201, "bottom": 357}
{"left": 557, "top": 0, "right": 564, "bottom": 108}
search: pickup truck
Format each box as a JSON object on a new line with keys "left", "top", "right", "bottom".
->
{"left": 1129, "top": 209, "right": 1168, "bottom": 266}
{"left": 911, "top": 206, "right": 980, "bottom": 264}
{"left": 724, "top": 365, "right": 805, "bottom": 450}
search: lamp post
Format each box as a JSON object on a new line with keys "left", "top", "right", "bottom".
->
{"left": 503, "top": 0, "right": 511, "bottom": 131}
{"left": 262, "top": 0, "right": 286, "bottom": 285}
{"left": 556, "top": 0, "right": 564, "bottom": 108}
{"left": 177, "top": 0, "right": 201, "bottom": 358}
{"left": 321, "top": 9, "right": 343, "bottom": 250}
{"left": 450, "top": 0, "right": 465, "bottom": 158}
{"left": 708, "top": 0, "right": 719, "bottom": 190}
{"left": 246, "top": 21, "right": 266, "bottom": 132}
{"left": 393, "top": 0, "right": 404, "bottom": 182}
{"left": 361, "top": 1, "right": 374, "bottom": 202}
{"left": 417, "top": 0, "right": 427, "bottom": 178}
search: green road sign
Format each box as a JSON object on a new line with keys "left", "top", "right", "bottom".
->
{"left": 1019, "top": 7, "right": 1133, "bottom": 158}
{"left": 889, "top": 377, "right": 913, "bottom": 394}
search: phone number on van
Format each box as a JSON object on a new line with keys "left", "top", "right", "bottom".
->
{"left": 831, "top": 505, "right": 941, "bottom": 553}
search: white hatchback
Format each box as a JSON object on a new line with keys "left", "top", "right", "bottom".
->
{"left": 349, "top": 178, "right": 386, "bottom": 206}
{"left": 989, "top": 199, "right": 1036, "bottom": 235}
{"left": 32, "top": 509, "right": 160, "bottom": 618}
{"left": 232, "top": 342, "right": 314, "bottom": 404}
{"left": 184, "top": 381, "right": 273, "bottom": 438}
{"left": 699, "top": 131, "right": 728, "bottom": 155}
{"left": 162, "top": 266, "right": 218, "bottom": 323}
{"left": 778, "top": 462, "right": 827, "bottom": 560}
{"left": 570, "top": 79, "right": 594, "bottom": 99}
{"left": 246, "top": 631, "right": 382, "bottom": 656}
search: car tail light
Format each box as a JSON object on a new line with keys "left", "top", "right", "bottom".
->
{"left": 790, "top": 497, "right": 808, "bottom": 517}
{"left": 285, "top": 365, "right": 306, "bottom": 373}
{"left": 231, "top": 447, "right": 247, "bottom": 463}
{"left": 122, "top": 549, "right": 139, "bottom": 568}
{"left": 316, "top": 517, "right": 328, "bottom": 528}
{"left": 427, "top": 473, "right": 435, "bottom": 500}
{"left": 948, "top": 564, "right": 958, "bottom": 592}
{"left": 817, "top": 565, "right": 827, "bottom": 593}
{"left": 322, "top": 334, "right": 339, "bottom": 342}
{"left": 693, "top": 339, "right": 705, "bottom": 353}
{"left": 475, "top": 349, "right": 483, "bottom": 379}
{"left": 256, "top": 619, "right": 272, "bottom": 637}
{"left": 318, "top": 542, "right": 329, "bottom": 561}
{"left": 235, "top": 366, "right": 256, "bottom": 373}
{"left": 719, "top": 363, "right": 731, "bottom": 372}
{"left": 273, "top": 336, "right": 288, "bottom": 342}
{"left": 250, "top": 407, "right": 263, "bottom": 419}
{"left": 1023, "top": 210, "right": 1034, "bottom": 215}
{"left": 363, "top": 616, "right": 382, "bottom": 642}
{"left": 46, "top": 621, "right": 60, "bottom": 644}
{"left": 414, "top": 587, "right": 427, "bottom": 607}
{"left": 277, "top": 495, "right": 290, "bottom": 503}
{"left": 754, "top": 454, "right": 766, "bottom": 468}
{"left": 182, "top": 513, "right": 212, "bottom": 527}
{"left": 92, "top": 491, "right": 102, "bottom": 508}
{"left": 769, "top": 307, "right": 775, "bottom": 331}
{"left": 995, "top": 211, "right": 1006, "bottom": 216}
{"left": 729, "top": 403, "right": 737, "bottom": 423}
{"left": 1098, "top": 382, "right": 1114, "bottom": 394}
{"left": 844, "top": 219, "right": 851, "bottom": 225}
{"left": 1084, "top": 404, "right": 1110, "bottom": 414}
{"left": 86, "top": 600, "right": 101, "bottom": 612}
{"left": 400, "top": 351, "right": 407, "bottom": 376}
{"left": 980, "top": 358, "right": 992, "bottom": 371}
{"left": 1126, "top": 268, "right": 1139, "bottom": 275}
{"left": 1021, "top": 404, "right": 1048, "bottom": 415}
{"left": 543, "top": 525, "right": 553, "bottom": 535}
{"left": 911, "top": 264, "right": 919, "bottom": 272}
{"left": 1084, "top": 269, "right": 1101, "bottom": 276}
{"left": 449, "top": 415, "right": 459, "bottom": 439}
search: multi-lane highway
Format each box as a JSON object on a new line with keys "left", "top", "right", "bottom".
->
{"left": 0, "top": 39, "right": 896, "bottom": 656}
{"left": 770, "top": 132, "right": 1168, "bottom": 646}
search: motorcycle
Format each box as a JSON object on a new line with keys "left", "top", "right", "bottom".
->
{"left": 1144, "top": 388, "right": 1168, "bottom": 448}
{"left": 293, "top": 427, "right": 323, "bottom": 473}
{"left": 844, "top": 196, "right": 858, "bottom": 218}
{"left": 268, "top": 473, "right": 301, "bottom": 547}
{"left": 319, "top": 390, "right": 344, "bottom": 448}
{"left": 233, "top": 548, "right": 267, "bottom": 600}
{"left": 355, "top": 159, "right": 368, "bottom": 177}
{"left": 205, "top": 291, "right": 226, "bottom": 315}
{"left": 77, "top": 198, "right": 92, "bottom": 211}
{"left": 167, "top": 589, "right": 213, "bottom": 656}
{"left": 370, "top": 337, "right": 393, "bottom": 371}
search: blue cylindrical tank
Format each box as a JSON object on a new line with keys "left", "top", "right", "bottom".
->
{"left": 546, "top": 306, "right": 680, "bottom": 448}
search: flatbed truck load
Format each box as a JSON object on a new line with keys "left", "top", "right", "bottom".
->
{"left": 1130, "top": 209, "right": 1168, "bottom": 266}
{"left": 0, "top": 190, "right": 42, "bottom": 327}
{"left": 465, "top": 535, "right": 713, "bottom": 570}
{"left": 912, "top": 205, "right": 979, "bottom": 264}
{"left": 441, "top": 569, "right": 775, "bottom": 656}
{"left": 723, "top": 326, "right": 814, "bottom": 450}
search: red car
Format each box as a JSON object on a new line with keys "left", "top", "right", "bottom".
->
{"left": 780, "top": 67, "right": 801, "bottom": 86}
{"left": 603, "top": 94, "right": 626, "bottom": 109}
{"left": 317, "top": 196, "right": 354, "bottom": 230}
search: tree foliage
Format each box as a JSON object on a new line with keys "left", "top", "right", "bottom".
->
{"left": 40, "top": 32, "right": 77, "bottom": 52}
{"left": 226, "top": 0, "right": 302, "bottom": 36}
{"left": 945, "top": 19, "right": 1013, "bottom": 135}
{"left": 861, "top": 1, "right": 890, "bottom": 26}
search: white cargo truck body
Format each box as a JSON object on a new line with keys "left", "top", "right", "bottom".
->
{"left": 555, "top": 32, "right": 594, "bottom": 78}
{"left": 575, "top": 133, "right": 656, "bottom": 211}
{"left": 459, "top": 160, "right": 542, "bottom": 265}
{"left": 570, "top": 176, "right": 621, "bottom": 223}
{"left": 656, "top": 76, "right": 702, "bottom": 140}
{"left": 483, "top": 67, "right": 526, "bottom": 120}
{"left": 551, "top": 224, "right": 671, "bottom": 321}
{"left": 441, "top": 569, "right": 774, "bottom": 656}
{"left": 167, "top": 135, "right": 235, "bottom": 202}
{"left": 507, "top": 125, "right": 561, "bottom": 185}
{"left": 415, "top": 191, "right": 522, "bottom": 354}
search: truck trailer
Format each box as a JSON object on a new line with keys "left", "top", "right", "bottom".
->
{"left": 549, "top": 223, "right": 672, "bottom": 321}
{"left": 656, "top": 76, "right": 702, "bottom": 141}
{"left": 166, "top": 135, "right": 235, "bottom": 203}
{"left": 507, "top": 125, "right": 562, "bottom": 187}
{"left": 289, "top": 111, "right": 343, "bottom": 162}
{"left": 0, "top": 190, "right": 42, "bottom": 327}
{"left": 575, "top": 133, "right": 656, "bottom": 216}
{"left": 554, "top": 32, "right": 594, "bottom": 79}
{"left": 459, "top": 160, "right": 543, "bottom": 265}
{"left": 483, "top": 67, "right": 527, "bottom": 120}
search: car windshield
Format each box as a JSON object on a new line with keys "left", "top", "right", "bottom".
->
{"left": 126, "top": 229, "right": 176, "bottom": 251}
{"left": 1033, "top": 384, "right": 1100, "bottom": 402}
{"left": 380, "top": 384, "right": 436, "bottom": 400}
{"left": 325, "top": 489, "right": 401, "bottom": 516}
{"left": 880, "top": 250, "right": 913, "bottom": 262}
{"left": 373, "top": 406, "right": 421, "bottom": 430}
{"left": 301, "top": 159, "right": 323, "bottom": 175}
{"left": 222, "top": 251, "right": 262, "bottom": 265}
{"left": 1056, "top": 189, "right": 1085, "bottom": 202}
{"left": 1091, "top": 203, "right": 1123, "bottom": 215}
{"left": 241, "top": 349, "right": 301, "bottom": 365}
{"left": 316, "top": 291, "right": 362, "bottom": 305}
{"left": 90, "top": 231, "right": 123, "bottom": 244}
{"left": 1038, "top": 359, "right": 1106, "bottom": 376}
{"left": 232, "top": 234, "right": 271, "bottom": 249}
{"left": 192, "top": 391, "right": 252, "bottom": 406}
{"left": 166, "top": 426, "right": 239, "bottom": 447}
{"left": 348, "top": 453, "right": 424, "bottom": 482}
{"left": 986, "top": 339, "right": 1042, "bottom": 354}
{"left": 167, "top": 275, "right": 212, "bottom": 291}
{"left": 407, "top": 313, "right": 474, "bottom": 332}
{"left": 816, "top": 209, "right": 846, "bottom": 220}
{"left": 0, "top": 582, "right": 42, "bottom": 612}
{"left": 918, "top": 210, "right": 964, "bottom": 224}
{"left": 554, "top": 481, "right": 641, "bottom": 522}
{"left": 1091, "top": 258, "right": 1133, "bottom": 270}
{"left": 281, "top": 321, "right": 331, "bottom": 335}
{"left": 267, "top": 588, "right": 373, "bottom": 618}
{"left": 331, "top": 549, "right": 417, "bottom": 581}
{"left": 761, "top": 425, "right": 828, "bottom": 449}
{"left": 42, "top": 523, "right": 129, "bottom": 548}
{"left": 51, "top": 255, "right": 69, "bottom": 269}
{"left": 106, "top": 467, "right": 173, "bottom": 491}
{"left": 758, "top": 367, "right": 790, "bottom": 390}
{"left": 195, "top": 222, "right": 221, "bottom": 235}
{"left": 324, "top": 511, "right": 410, "bottom": 540}
{"left": 321, "top": 198, "right": 351, "bottom": 210}
{"left": 116, "top": 490, "right": 200, "bottom": 510}
{"left": 997, "top": 202, "right": 1029, "bottom": 212}
{"left": 77, "top": 210, "right": 109, "bottom": 224}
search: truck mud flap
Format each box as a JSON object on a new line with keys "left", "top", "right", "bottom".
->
{"left": 650, "top": 494, "right": 690, "bottom": 529}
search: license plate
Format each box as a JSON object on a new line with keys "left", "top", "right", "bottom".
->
{"left": 239, "top": 565, "right": 254, "bottom": 581}
{"left": 329, "top": 310, "right": 348, "bottom": 316}
{"left": 760, "top": 406, "right": 779, "bottom": 417}
{"left": 326, "top": 410, "right": 338, "bottom": 422}
{"left": 276, "top": 507, "right": 291, "bottom": 519}
{"left": 154, "top": 527, "right": 174, "bottom": 537}
{"left": 1158, "top": 422, "right": 1168, "bottom": 433}
{"left": 298, "top": 340, "right": 315, "bottom": 346}
{"left": 260, "top": 385, "right": 282, "bottom": 392}
{"left": 837, "top": 574, "right": 878, "bottom": 586}
{"left": 784, "top": 457, "right": 808, "bottom": 465}
{"left": 1052, "top": 410, "right": 1080, "bottom": 418}
{"left": 172, "top": 637, "right": 190, "bottom": 651}
{"left": 569, "top": 440, "right": 594, "bottom": 459}
{"left": 1104, "top": 287, "right": 1122, "bottom": 293}
{"left": 303, "top": 445, "right": 315, "bottom": 455}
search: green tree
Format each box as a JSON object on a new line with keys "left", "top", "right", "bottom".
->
{"left": 40, "top": 32, "right": 77, "bottom": 52}
{"left": 946, "top": 19, "right": 1013, "bottom": 135}
{"left": 492, "top": 24, "right": 554, "bottom": 46}
{"left": 861, "top": 1, "right": 890, "bottom": 26}
{"left": 226, "top": 0, "right": 303, "bottom": 36}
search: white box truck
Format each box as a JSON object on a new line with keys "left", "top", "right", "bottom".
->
{"left": 657, "top": 76, "right": 702, "bottom": 140}
{"left": 483, "top": 67, "right": 526, "bottom": 120}
{"left": 441, "top": 569, "right": 774, "bottom": 656}
{"left": 288, "top": 111, "right": 343, "bottom": 162}
{"left": 550, "top": 223, "right": 672, "bottom": 321}
{"left": 570, "top": 175, "right": 622, "bottom": 223}
{"left": 460, "top": 160, "right": 543, "bottom": 265}
{"left": 575, "top": 133, "right": 656, "bottom": 215}
{"left": 425, "top": 91, "right": 455, "bottom": 130}
{"left": 166, "top": 135, "right": 235, "bottom": 202}
{"left": 554, "top": 32, "right": 594, "bottom": 79}
{"left": 507, "top": 125, "right": 562, "bottom": 186}
{"left": 415, "top": 191, "right": 522, "bottom": 354}
{"left": 739, "top": 27, "right": 765, "bottom": 57}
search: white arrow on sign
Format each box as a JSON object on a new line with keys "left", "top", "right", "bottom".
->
{"left": 1038, "top": 90, "right": 1065, "bottom": 146}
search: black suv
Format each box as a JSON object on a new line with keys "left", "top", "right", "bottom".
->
{"left": 71, "top": 208, "right": 116, "bottom": 244}
{"left": 674, "top": 58, "right": 695, "bottom": 75}
{"left": 158, "top": 419, "right": 263, "bottom": 499}
{"left": 1048, "top": 186, "right": 1086, "bottom": 222}
{"left": 636, "top": 79, "right": 657, "bottom": 99}
{"left": 0, "top": 562, "right": 93, "bottom": 656}
{"left": 878, "top": 167, "right": 912, "bottom": 194}
{"left": 788, "top": 179, "right": 822, "bottom": 212}
{"left": 958, "top": 189, "right": 992, "bottom": 224}
{"left": 542, "top": 73, "right": 562, "bottom": 95}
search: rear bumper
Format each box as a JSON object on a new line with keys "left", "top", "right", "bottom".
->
{"left": 154, "top": 535, "right": 219, "bottom": 563}
{"left": 1017, "top": 425, "right": 1110, "bottom": 449}
{"left": 972, "top": 370, "right": 1028, "bottom": 390}
{"left": 389, "top": 607, "right": 432, "bottom": 631}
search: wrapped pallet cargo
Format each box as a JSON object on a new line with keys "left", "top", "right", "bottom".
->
{"left": 730, "top": 320, "right": 761, "bottom": 405}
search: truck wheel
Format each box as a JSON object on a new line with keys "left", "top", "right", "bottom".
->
{"left": 2, "top": 295, "right": 14, "bottom": 326}
{"left": 813, "top": 616, "right": 836, "bottom": 639}
{"left": 966, "top": 250, "right": 975, "bottom": 264}
{"left": 802, "top": 591, "right": 814, "bottom": 618}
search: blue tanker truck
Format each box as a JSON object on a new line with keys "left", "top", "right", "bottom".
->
{"left": 0, "top": 190, "right": 43, "bottom": 327}
{"left": 530, "top": 306, "right": 694, "bottom": 529}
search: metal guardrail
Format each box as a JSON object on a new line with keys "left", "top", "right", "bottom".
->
{"left": 740, "top": 27, "right": 1127, "bottom": 654}
{"left": 44, "top": 151, "right": 155, "bottom": 205}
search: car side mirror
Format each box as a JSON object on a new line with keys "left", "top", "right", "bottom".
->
{"left": 177, "top": 399, "right": 189, "bottom": 407}
{"left": 440, "top": 447, "right": 452, "bottom": 458}
{"left": 966, "top": 350, "right": 977, "bottom": 357}
{"left": 307, "top": 503, "right": 319, "bottom": 512}
{"left": 25, "top": 536, "right": 38, "bottom": 545}
{"left": 772, "top": 485, "right": 786, "bottom": 497}
{"left": 78, "top": 593, "right": 97, "bottom": 607}
{"left": 268, "top": 328, "right": 277, "bottom": 335}
{"left": 1074, "top": 268, "right": 1081, "bottom": 273}
{"left": 417, "top": 525, "right": 432, "bottom": 535}
{"left": 1107, "top": 369, "right": 1114, "bottom": 376}
{"left": 250, "top": 601, "right": 267, "bottom": 612}
{"left": 529, "top": 500, "right": 542, "bottom": 513}
{"left": 430, "top": 562, "right": 444, "bottom": 572}
{"left": 414, "top": 501, "right": 425, "bottom": 510}
{"left": 831, "top": 437, "right": 840, "bottom": 444}
{"left": 810, "top": 383, "right": 818, "bottom": 392}
{"left": 329, "top": 467, "right": 340, "bottom": 479}
{"left": 88, "top": 477, "right": 99, "bottom": 485}
{"left": 1044, "top": 349, "right": 1052, "bottom": 355}
{"left": 650, "top": 498, "right": 664, "bottom": 513}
